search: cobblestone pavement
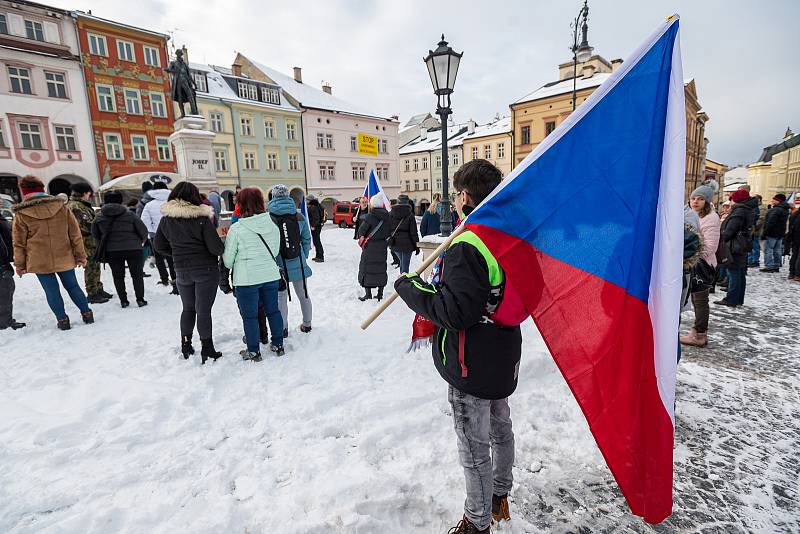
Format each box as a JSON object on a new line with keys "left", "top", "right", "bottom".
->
{"left": 513, "top": 269, "right": 800, "bottom": 533}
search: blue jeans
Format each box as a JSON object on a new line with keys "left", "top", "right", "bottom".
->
{"left": 747, "top": 237, "right": 761, "bottom": 265}
{"left": 763, "top": 237, "right": 783, "bottom": 269}
{"left": 726, "top": 266, "right": 746, "bottom": 305}
{"left": 36, "top": 270, "right": 90, "bottom": 320}
{"left": 397, "top": 251, "right": 412, "bottom": 274}
{"left": 236, "top": 280, "right": 283, "bottom": 352}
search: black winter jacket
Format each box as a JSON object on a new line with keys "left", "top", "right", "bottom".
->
{"left": 357, "top": 208, "right": 391, "bottom": 288}
{"left": 395, "top": 240, "right": 522, "bottom": 400}
{"left": 762, "top": 203, "right": 790, "bottom": 239}
{"left": 787, "top": 211, "right": 800, "bottom": 250}
{"left": 153, "top": 200, "right": 224, "bottom": 270}
{"left": 389, "top": 204, "right": 419, "bottom": 253}
{"left": 307, "top": 201, "right": 325, "bottom": 228}
{"left": 0, "top": 218, "right": 12, "bottom": 266}
{"left": 92, "top": 204, "right": 148, "bottom": 253}
{"left": 721, "top": 203, "right": 755, "bottom": 268}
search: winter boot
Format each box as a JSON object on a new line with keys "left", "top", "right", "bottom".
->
{"left": 100, "top": 290, "right": 114, "bottom": 299}
{"left": 120, "top": 300, "right": 130, "bottom": 308}
{"left": 87, "top": 293, "right": 109, "bottom": 304}
{"left": 240, "top": 349, "right": 262, "bottom": 362}
{"left": 358, "top": 288, "right": 373, "bottom": 301}
{"left": 376, "top": 287, "right": 384, "bottom": 301}
{"left": 447, "top": 516, "right": 489, "bottom": 534}
{"left": 680, "top": 328, "right": 708, "bottom": 347}
{"left": 137, "top": 299, "right": 148, "bottom": 307}
{"left": 300, "top": 325, "right": 312, "bottom": 333}
{"left": 283, "top": 327, "right": 289, "bottom": 339}
{"left": 57, "top": 317, "right": 71, "bottom": 331}
{"left": 200, "top": 338, "right": 222, "bottom": 364}
{"left": 170, "top": 281, "right": 180, "bottom": 295}
{"left": 157, "top": 279, "right": 170, "bottom": 286}
{"left": 269, "top": 343, "right": 285, "bottom": 357}
{"left": 81, "top": 310, "right": 94, "bottom": 324}
{"left": 492, "top": 494, "right": 511, "bottom": 523}
{"left": 181, "top": 335, "right": 195, "bottom": 359}
{"left": 2, "top": 320, "right": 26, "bottom": 330}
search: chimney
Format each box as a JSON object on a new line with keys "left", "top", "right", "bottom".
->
{"left": 611, "top": 58, "right": 623, "bottom": 72}
{"left": 231, "top": 63, "right": 242, "bottom": 77}
{"left": 467, "top": 119, "right": 476, "bottom": 135}
{"left": 420, "top": 127, "right": 428, "bottom": 140}
{"left": 322, "top": 82, "right": 332, "bottom": 95}
{"left": 293, "top": 67, "right": 303, "bottom": 83}
{"left": 581, "top": 64, "right": 596, "bottom": 79}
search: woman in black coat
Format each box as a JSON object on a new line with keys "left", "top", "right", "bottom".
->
{"left": 787, "top": 209, "right": 800, "bottom": 281}
{"left": 92, "top": 191, "right": 149, "bottom": 308}
{"left": 716, "top": 190, "right": 755, "bottom": 307}
{"left": 389, "top": 195, "right": 420, "bottom": 274}
{"left": 357, "top": 196, "right": 392, "bottom": 301}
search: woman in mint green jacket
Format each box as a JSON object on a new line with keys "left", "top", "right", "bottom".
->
{"left": 222, "top": 187, "right": 284, "bottom": 360}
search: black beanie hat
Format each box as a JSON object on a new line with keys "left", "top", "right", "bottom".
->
{"left": 104, "top": 191, "right": 123, "bottom": 204}
{"left": 70, "top": 182, "right": 93, "bottom": 195}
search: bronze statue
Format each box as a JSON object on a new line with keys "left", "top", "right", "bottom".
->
{"left": 166, "top": 49, "right": 198, "bottom": 117}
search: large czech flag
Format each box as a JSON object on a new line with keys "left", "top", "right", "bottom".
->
{"left": 363, "top": 169, "right": 392, "bottom": 210}
{"left": 466, "top": 16, "right": 685, "bottom": 523}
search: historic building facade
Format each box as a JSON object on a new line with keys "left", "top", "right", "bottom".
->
{"left": 73, "top": 12, "right": 175, "bottom": 183}
{"left": 0, "top": 0, "right": 98, "bottom": 199}
{"left": 187, "top": 60, "right": 305, "bottom": 207}
{"left": 462, "top": 116, "right": 513, "bottom": 177}
{"left": 234, "top": 53, "right": 399, "bottom": 214}
{"left": 747, "top": 128, "right": 800, "bottom": 202}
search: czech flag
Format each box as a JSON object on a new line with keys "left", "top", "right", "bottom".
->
{"left": 465, "top": 16, "right": 684, "bottom": 523}
{"left": 363, "top": 169, "right": 392, "bottom": 210}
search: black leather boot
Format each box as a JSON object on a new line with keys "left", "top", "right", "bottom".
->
{"left": 376, "top": 287, "right": 384, "bottom": 301}
{"left": 200, "top": 338, "right": 222, "bottom": 364}
{"left": 181, "top": 336, "right": 195, "bottom": 360}
{"left": 358, "top": 288, "right": 372, "bottom": 301}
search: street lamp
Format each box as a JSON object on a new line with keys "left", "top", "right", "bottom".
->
{"left": 571, "top": 0, "right": 593, "bottom": 111}
{"left": 424, "top": 35, "right": 462, "bottom": 237}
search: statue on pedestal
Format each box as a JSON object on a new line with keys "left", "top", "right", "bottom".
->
{"left": 166, "top": 49, "right": 198, "bottom": 118}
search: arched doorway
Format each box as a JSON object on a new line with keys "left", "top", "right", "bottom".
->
{"left": 417, "top": 198, "right": 430, "bottom": 216}
{"left": 48, "top": 174, "right": 93, "bottom": 197}
{"left": 0, "top": 173, "right": 20, "bottom": 202}
{"left": 221, "top": 190, "right": 234, "bottom": 211}
{"left": 289, "top": 187, "right": 305, "bottom": 207}
{"left": 321, "top": 197, "right": 336, "bottom": 221}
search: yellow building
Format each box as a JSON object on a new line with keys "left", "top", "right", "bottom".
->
{"left": 510, "top": 52, "right": 708, "bottom": 200}
{"left": 747, "top": 128, "right": 800, "bottom": 201}
{"left": 704, "top": 158, "right": 728, "bottom": 206}
{"left": 461, "top": 117, "right": 513, "bottom": 177}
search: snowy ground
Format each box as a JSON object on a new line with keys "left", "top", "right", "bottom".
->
{"left": 1, "top": 227, "right": 798, "bottom": 533}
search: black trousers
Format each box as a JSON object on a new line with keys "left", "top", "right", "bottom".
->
{"left": 311, "top": 226, "right": 324, "bottom": 259}
{"left": 790, "top": 245, "right": 800, "bottom": 276}
{"left": 106, "top": 249, "right": 145, "bottom": 302}
{"left": 176, "top": 267, "right": 218, "bottom": 339}
{"left": 154, "top": 250, "right": 176, "bottom": 282}
{"left": 0, "top": 265, "right": 14, "bottom": 328}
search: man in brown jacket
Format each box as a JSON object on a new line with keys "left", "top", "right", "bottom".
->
{"left": 12, "top": 176, "right": 95, "bottom": 330}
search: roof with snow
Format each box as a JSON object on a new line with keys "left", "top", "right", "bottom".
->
{"left": 399, "top": 124, "right": 470, "bottom": 155}
{"left": 513, "top": 73, "right": 611, "bottom": 105}
{"left": 756, "top": 133, "right": 800, "bottom": 163}
{"left": 244, "top": 57, "right": 393, "bottom": 121}
{"left": 189, "top": 63, "right": 299, "bottom": 113}
{"left": 463, "top": 117, "right": 512, "bottom": 141}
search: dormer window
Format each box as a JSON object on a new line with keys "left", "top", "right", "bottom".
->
{"left": 237, "top": 81, "right": 258, "bottom": 100}
{"left": 24, "top": 20, "right": 44, "bottom": 41}
{"left": 192, "top": 72, "right": 207, "bottom": 93}
{"left": 261, "top": 86, "right": 280, "bottom": 105}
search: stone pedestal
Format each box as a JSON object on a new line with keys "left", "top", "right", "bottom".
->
{"left": 417, "top": 234, "right": 448, "bottom": 280}
{"left": 169, "top": 115, "right": 217, "bottom": 193}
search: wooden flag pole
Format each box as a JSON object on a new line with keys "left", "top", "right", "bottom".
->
{"left": 360, "top": 224, "right": 466, "bottom": 330}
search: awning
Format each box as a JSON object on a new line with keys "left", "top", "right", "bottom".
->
{"left": 98, "top": 172, "right": 182, "bottom": 192}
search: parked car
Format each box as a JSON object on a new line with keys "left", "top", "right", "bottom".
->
{"left": 1, "top": 194, "right": 15, "bottom": 221}
{"left": 333, "top": 202, "right": 359, "bottom": 228}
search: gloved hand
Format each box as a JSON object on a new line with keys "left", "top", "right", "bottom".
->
{"left": 414, "top": 247, "right": 420, "bottom": 256}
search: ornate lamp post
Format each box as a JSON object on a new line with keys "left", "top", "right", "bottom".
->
{"left": 571, "top": 0, "right": 593, "bottom": 111}
{"left": 424, "top": 35, "right": 462, "bottom": 237}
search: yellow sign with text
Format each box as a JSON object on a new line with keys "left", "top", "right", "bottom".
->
{"left": 357, "top": 133, "right": 378, "bottom": 157}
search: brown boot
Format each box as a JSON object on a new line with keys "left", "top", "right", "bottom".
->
{"left": 679, "top": 328, "right": 707, "bottom": 347}
{"left": 448, "top": 515, "right": 490, "bottom": 534}
{"left": 492, "top": 494, "right": 510, "bottom": 523}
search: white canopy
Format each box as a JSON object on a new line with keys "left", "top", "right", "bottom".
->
{"left": 98, "top": 172, "right": 182, "bottom": 192}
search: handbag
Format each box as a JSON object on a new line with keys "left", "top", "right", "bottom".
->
{"left": 92, "top": 216, "right": 119, "bottom": 263}
{"left": 729, "top": 232, "right": 752, "bottom": 256}
{"left": 358, "top": 220, "right": 384, "bottom": 249}
{"left": 388, "top": 214, "right": 411, "bottom": 247}
{"left": 689, "top": 258, "right": 715, "bottom": 293}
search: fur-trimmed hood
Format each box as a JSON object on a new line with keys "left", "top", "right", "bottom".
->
{"left": 160, "top": 199, "right": 213, "bottom": 219}
{"left": 12, "top": 195, "right": 65, "bottom": 219}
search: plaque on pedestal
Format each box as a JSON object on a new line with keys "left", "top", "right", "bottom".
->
{"left": 169, "top": 115, "right": 218, "bottom": 193}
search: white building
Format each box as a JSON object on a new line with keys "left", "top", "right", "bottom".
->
{"left": 234, "top": 53, "right": 400, "bottom": 214}
{"left": 0, "top": 0, "right": 98, "bottom": 199}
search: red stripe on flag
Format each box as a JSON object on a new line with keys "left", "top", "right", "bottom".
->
{"left": 468, "top": 223, "right": 674, "bottom": 523}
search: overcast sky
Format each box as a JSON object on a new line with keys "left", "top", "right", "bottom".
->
{"left": 51, "top": 0, "right": 797, "bottom": 166}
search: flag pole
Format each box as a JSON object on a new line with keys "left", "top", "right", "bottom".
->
{"left": 360, "top": 223, "right": 466, "bottom": 330}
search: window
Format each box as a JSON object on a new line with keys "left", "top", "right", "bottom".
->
{"left": 88, "top": 33, "right": 107, "bottom": 56}
{"left": 156, "top": 137, "right": 171, "bottom": 160}
{"left": 521, "top": 126, "right": 531, "bottom": 145}
{"left": 19, "top": 123, "right": 43, "bottom": 149}
{"left": 422, "top": 157, "right": 428, "bottom": 170}
{"left": 471, "top": 146, "right": 479, "bottom": 160}
{"left": 435, "top": 155, "right": 442, "bottom": 168}
{"left": 452, "top": 152, "right": 460, "bottom": 166}
{"left": 117, "top": 40, "right": 135, "bottom": 62}
{"left": 404, "top": 160, "right": 410, "bottom": 172}
{"left": 0, "top": 122, "right": 5, "bottom": 147}
{"left": 248, "top": 84, "right": 257, "bottom": 100}
{"left": 351, "top": 163, "right": 366, "bottom": 181}
{"left": 8, "top": 67, "right": 32, "bottom": 94}
{"left": 423, "top": 178, "right": 429, "bottom": 190}
{"left": 240, "top": 116, "right": 252, "bottom": 136}
{"left": 192, "top": 72, "right": 207, "bottom": 93}
{"left": 350, "top": 136, "right": 357, "bottom": 151}
{"left": 379, "top": 139, "right": 388, "bottom": 154}
{"left": 286, "top": 122, "right": 296, "bottom": 140}
{"left": 405, "top": 180, "right": 410, "bottom": 191}
{"left": 150, "top": 93, "right": 166, "bottom": 118}
{"left": 0, "top": 15, "right": 7, "bottom": 35}
{"left": 143, "top": 46, "right": 160, "bottom": 67}
{"left": 317, "top": 132, "right": 325, "bottom": 149}
{"left": 45, "top": 72, "right": 67, "bottom": 98}
{"left": 25, "top": 20, "right": 44, "bottom": 41}
{"left": 289, "top": 153, "right": 300, "bottom": 171}
{"left": 319, "top": 163, "right": 335, "bottom": 180}
{"left": 104, "top": 133, "right": 123, "bottom": 159}
{"left": 209, "top": 112, "right": 223, "bottom": 133}
{"left": 214, "top": 148, "right": 228, "bottom": 172}
{"left": 414, "top": 179, "right": 419, "bottom": 191}
{"left": 483, "top": 144, "right": 491, "bottom": 159}
{"left": 545, "top": 121, "right": 556, "bottom": 136}
{"left": 96, "top": 84, "right": 115, "bottom": 112}
{"left": 54, "top": 125, "right": 76, "bottom": 151}
{"left": 261, "top": 86, "right": 280, "bottom": 104}
{"left": 436, "top": 178, "right": 442, "bottom": 190}
{"left": 131, "top": 135, "right": 149, "bottom": 160}
{"left": 497, "top": 143, "right": 505, "bottom": 159}
{"left": 267, "top": 152, "right": 279, "bottom": 171}
{"left": 264, "top": 120, "right": 275, "bottom": 139}
{"left": 325, "top": 133, "right": 333, "bottom": 149}
{"left": 124, "top": 89, "right": 142, "bottom": 115}
{"left": 243, "top": 150, "right": 257, "bottom": 170}
{"left": 413, "top": 158, "right": 419, "bottom": 171}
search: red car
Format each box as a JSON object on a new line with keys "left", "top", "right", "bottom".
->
{"left": 333, "top": 202, "right": 359, "bottom": 228}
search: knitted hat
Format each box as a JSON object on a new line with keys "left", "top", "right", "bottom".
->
{"left": 397, "top": 194, "right": 410, "bottom": 204}
{"left": 306, "top": 194, "right": 316, "bottom": 201}
{"left": 152, "top": 181, "right": 169, "bottom": 190}
{"left": 70, "top": 182, "right": 93, "bottom": 195}
{"left": 141, "top": 181, "right": 153, "bottom": 193}
{"left": 690, "top": 185, "right": 713, "bottom": 203}
{"left": 18, "top": 175, "right": 45, "bottom": 197}
{"left": 104, "top": 191, "right": 123, "bottom": 205}
{"left": 730, "top": 189, "right": 750, "bottom": 203}
{"left": 271, "top": 184, "right": 290, "bottom": 198}
{"left": 774, "top": 193, "right": 787, "bottom": 203}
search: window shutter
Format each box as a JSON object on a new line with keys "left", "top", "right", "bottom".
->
{"left": 8, "top": 14, "right": 24, "bottom": 36}
{"left": 43, "top": 21, "right": 59, "bottom": 44}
